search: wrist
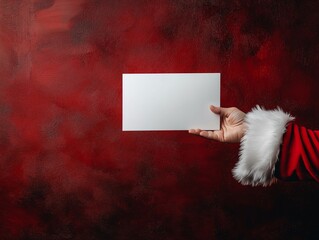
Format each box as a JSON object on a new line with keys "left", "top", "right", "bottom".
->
{"left": 239, "top": 122, "right": 248, "bottom": 142}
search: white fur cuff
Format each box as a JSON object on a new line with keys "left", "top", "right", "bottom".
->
{"left": 233, "top": 105, "right": 294, "bottom": 186}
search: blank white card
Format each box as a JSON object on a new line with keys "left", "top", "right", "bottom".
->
{"left": 122, "top": 73, "right": 220, "bottom": 131}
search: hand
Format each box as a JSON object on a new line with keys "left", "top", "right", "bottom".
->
{"left": 189, "top": 105, "right": 247, "bottom": 143}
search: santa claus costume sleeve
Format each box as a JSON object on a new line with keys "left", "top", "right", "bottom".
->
{"left": 232, "top": 105, "right": 319, "bottom": 186}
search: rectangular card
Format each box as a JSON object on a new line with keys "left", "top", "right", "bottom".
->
{"left": 122, "top": 73, "right": 220, "bottom": 131}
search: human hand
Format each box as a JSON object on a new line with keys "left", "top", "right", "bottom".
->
{"left": 189, "top": 105, "right": 247, "bottom": 143}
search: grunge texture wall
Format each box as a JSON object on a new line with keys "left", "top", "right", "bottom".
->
{"left": 0, "top": 0, "right": 319, "bottom": 239}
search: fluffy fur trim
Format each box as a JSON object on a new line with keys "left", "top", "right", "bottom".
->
{"left": 233, "top": 105, "right": 294, "bottom": 186}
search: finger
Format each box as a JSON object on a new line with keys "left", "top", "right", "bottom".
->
{"left": 200, "top": 130, "right": 224, "bottom": 141}
{"left": 199, "top": 131, "right": 209, "bottom": 138}
{"left": 210, "top": 105, "right": 232, "bottom": 117}
{"left": 188, "top": 128, "right": 202, "bottom": 135}
{"left": 209, "top": 105, "right": 221, "bottom": 114}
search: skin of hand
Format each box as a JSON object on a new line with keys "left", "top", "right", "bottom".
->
{"left": 189, "top": 105, "right": 247, "bottom": 143}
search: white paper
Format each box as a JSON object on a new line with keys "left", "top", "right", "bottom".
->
{"left": 122, "top": 73, "right": 220, "bottom": 131}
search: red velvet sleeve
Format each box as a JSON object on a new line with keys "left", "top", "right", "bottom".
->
{"left": 275, "top": 122, "right": 319, "bottom": 181}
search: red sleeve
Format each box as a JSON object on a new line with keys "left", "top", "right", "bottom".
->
{"left": 275, "top": 122, "right": 319, "bottom": 181}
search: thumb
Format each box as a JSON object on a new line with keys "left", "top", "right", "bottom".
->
{"left": 210, "top": 105, "right": 221, "bottom": 114}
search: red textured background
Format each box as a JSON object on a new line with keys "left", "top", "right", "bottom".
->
{"left": 1, "top": 0, "right": 319, "bottom": 239}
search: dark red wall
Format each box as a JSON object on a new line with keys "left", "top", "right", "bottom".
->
{"left": 1, "top": 0, "right": 319, "bottom": 239}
